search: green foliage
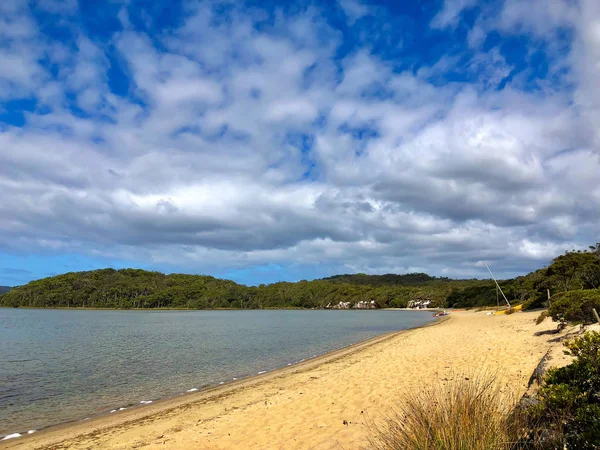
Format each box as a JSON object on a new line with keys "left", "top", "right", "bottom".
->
{"left": 323, "top": 272, "right": 450, "bottom": 286}
{"left": 0, "top": 268, "right": 474, "bottom": 310}
{"left": 511, "top": 269, "right": 551, "bottom": 310}
{"left": 448, "top": 245, "right": 600, "bottom": 310}
{"left": 1, "top": 243, "right": 599, "bottom": 310}
{"left": 548, "top": 290, "right": 600, "bottom": 324}
{"left": 546, "top": 251, "right": 600, "bottom": 292}
{"left": 526, "top": 332, "right": 600, "bottom": 449}
{"left": 447, "top": 284, "right": 501, "bottom": 308}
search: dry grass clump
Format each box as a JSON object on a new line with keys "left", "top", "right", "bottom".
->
{"left": 366, "top": 373, "right": 525, "bottom": 450}
{"left": 535, "top": 311, "right": 549, "bottom": 325}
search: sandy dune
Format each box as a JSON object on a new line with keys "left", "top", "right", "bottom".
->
{"left": 2, "top": 311, "right": 566, "bottom": 450}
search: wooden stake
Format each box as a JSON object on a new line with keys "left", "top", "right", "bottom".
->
{"left": 593, "top": 308, "right": 600, "bottom": 325}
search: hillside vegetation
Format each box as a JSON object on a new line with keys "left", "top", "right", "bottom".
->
{"left": 0, "top": 269, "right": 481, "bottom": 309}
{"left": 1, "top": 243, "right": 598, "bottom": 310}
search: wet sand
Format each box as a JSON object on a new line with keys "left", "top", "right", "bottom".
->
{"left": 1, "top": 310, "right": 564, "bottom": 450}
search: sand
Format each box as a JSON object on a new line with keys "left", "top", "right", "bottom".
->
{"left": 1, "top": 310, "right": 570, "bottom": 450}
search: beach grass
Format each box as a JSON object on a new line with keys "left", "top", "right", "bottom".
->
{"left": 366, "top": 372, "right": 524, "bottom": 450}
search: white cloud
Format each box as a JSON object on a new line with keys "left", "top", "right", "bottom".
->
{"left": 467, "top": 24, "right": 487, "bottom": 48}
{"left": 338, "top": 0, "right": 374, "bottom": 25}
{"left": 0, "top": 0, "right": 599, "bottom": 281}
{"left": 498, "top": 0, "right": 578, "bottom": 37}
{"left": 431, "top": 0, "right": 478, "bottom": 29}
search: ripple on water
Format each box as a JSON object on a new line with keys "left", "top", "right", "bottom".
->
{"left": 0, "top": 309, "right": 435, "bottom": 436}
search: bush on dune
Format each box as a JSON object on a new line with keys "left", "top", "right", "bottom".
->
{"left": 548, "top": 289, "right": 600, "bottom": 324}
{"left": 524, "top": 331, "right": 600, "bottom": 449}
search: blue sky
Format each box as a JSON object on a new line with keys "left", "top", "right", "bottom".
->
{"left": 1, "top": 0, "right": 599, "bottom": 286}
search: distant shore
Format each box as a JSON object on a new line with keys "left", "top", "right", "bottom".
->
{"left": 0, "top": 306, "right": 441, "bottom": 311}
{"left": 0, "top": 306, "right": 306, "bottom": 311}
{"left": 1, "top": 310, "right": 567, "bottom": 450}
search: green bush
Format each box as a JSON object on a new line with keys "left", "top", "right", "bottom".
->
{"left": 548, "top": 290, "right": 600, "bottom": 324}
{"left": 526, "top": 331, "right": 600, "bottom": 449}
{"left": 522, "top": 296, "right": 547, "bottom": 310}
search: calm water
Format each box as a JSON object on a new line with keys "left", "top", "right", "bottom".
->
{"left": 0, "top": 308, "right": 434, "bottom": 437}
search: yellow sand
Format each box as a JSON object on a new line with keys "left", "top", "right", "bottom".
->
{"left": 2, "top": 311, "right": 565, "bottom": 450}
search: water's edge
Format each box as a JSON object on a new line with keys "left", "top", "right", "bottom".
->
{"left": 0, "top": 313, "right": 444, "bottom": 443}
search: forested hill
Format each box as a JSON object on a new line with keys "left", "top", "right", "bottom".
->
{"left": 323, "top": 273, "right": 453, "bottom": 286}
{"left": 0, "top": 243, "right": 598, "bottom": 310}
{"left": 0, "top": 286, "right": 11, "bottom": 294}
{"left": 0, "top": 268, "right": 485, "bottom": 309}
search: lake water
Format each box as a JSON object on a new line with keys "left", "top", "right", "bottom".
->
{"left": 0, "top": 308, "right": 434, "bottom": 437}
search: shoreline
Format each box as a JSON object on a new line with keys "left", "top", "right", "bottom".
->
{"left": 0, "top": 315, "right": 444, "bottom": 446}
{"left": 1, "top": 306, "right": 442, "bottom": 312}
{"left": 2, "top": 311, "right": 562, "bottom": 449}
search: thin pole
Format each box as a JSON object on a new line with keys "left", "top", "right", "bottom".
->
{"left": 484, "top": 263, "right": 511, "bottom": 308}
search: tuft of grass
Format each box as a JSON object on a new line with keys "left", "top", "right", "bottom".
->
{"left": 366, "top": 373, "right": 526, "bottom": 450}
{"left": 535, "top": 311, "right": 549, "bottom": 325}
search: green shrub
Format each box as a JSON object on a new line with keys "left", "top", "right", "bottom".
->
{"left": 548, "top": 290, "right": 600, "bottom": 324}
{"left": 522, "top": 297, "right": 547, "bottom": 310}
{"left": 525, "top": 331, "right": 600, "bottom": 449}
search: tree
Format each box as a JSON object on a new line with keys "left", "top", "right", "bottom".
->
{"left": 546, "top": 252, "right": 599, "bottom": 292}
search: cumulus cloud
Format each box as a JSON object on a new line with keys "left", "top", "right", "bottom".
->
{"left": 0, "top": 0, "right": 599, "bottom": 284}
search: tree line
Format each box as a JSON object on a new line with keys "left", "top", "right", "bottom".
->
{"left": 0, "top": 268, "right": 489, "bottom": 309}
{"left": 1, "top": 243, "right": 598, "bottom": 310}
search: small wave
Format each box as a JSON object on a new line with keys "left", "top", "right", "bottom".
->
{"left": 257, "top": 371, "right": 266, "bottom": 375}
{"left": 119, "top": 407, "right": 127, "bottom": 411}
{"left": 110, "top": 410, "right": 117, "bottom": 413}
{"left": 2, "top": 433, "right": 22, "bottom": 440}
{"left": 186, "top": 388, "right": 198, "bottom": 392}
{"left": 27, "top": 430, "right": 36, "bottom": 434}
{"left": 140, "top": 400, "right": 153, "bottom": 404}
{"left": 232, "top": 377, "right": 237, "bottom": 380}
{"left": 219, "top": 382, "right": 224, "bottom": 385}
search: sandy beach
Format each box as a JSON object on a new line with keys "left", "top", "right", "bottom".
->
{"left": 1, "top": 310, "right": 568, "bottom": 450}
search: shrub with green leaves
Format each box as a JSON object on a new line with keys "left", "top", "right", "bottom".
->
{"left": 548, "top": 289, "right": 600, "bottom": 324}
{"left": 526, "top": 331, "right": 600, "bottom": 449}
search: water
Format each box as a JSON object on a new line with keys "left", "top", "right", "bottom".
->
{"left": 0, "top": 308, "right": 434, "bottom": 437}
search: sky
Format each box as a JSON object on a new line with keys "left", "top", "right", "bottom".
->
{"left": 0, "top": 0, "right": 599, "bottom": 287}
